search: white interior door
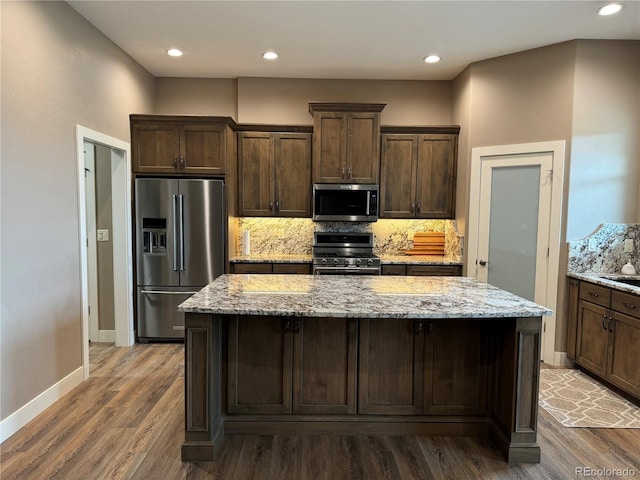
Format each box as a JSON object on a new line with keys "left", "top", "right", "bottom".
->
{"left": 467, "top": 141, "right": 565, "bottom": 365}
{"left": 84, "top": 142, "right": 100, "bottom": 342}
{"left": 476, "top": 155, "right": 552, "bottom": 302}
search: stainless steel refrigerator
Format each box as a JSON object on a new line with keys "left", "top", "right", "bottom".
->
{"left": 135, "top": 178, "right": 225, "bottom": 341}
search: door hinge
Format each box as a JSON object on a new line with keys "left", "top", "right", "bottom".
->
{"left": 543, "top": 321, "right": 546, "bottom": 333}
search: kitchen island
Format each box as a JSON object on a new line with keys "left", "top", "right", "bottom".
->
{"left": 178, "top": 274, "right": 551, "bottom": 464}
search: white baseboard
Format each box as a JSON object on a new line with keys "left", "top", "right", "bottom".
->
{"left": 0, "top": 366, "right": 84, "bottom": 443}
{"left": 552, "top": 351, "right": 575, "bottom": 367}
{"left": 98, "top": 329, "right": 115, "bottom": 343}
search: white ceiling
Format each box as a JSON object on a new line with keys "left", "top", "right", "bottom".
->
{"left": 68, "top": 1, "right": 640, "bottom": 81}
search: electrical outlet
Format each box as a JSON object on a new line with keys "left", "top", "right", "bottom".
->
{"left": 588, "top": 238, "right": 597, "bottom": 252}
{"left": 624, "top": 238, "right": 634, "bottom": 253}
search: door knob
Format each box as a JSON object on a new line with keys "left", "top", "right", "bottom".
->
{"left": 479, "top": 260, "right": 489, "bottom": 266}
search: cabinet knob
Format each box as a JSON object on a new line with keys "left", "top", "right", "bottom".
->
{"left": 347, "top": 167, "right": 352, "bottom": 179}
{"left": 275, "top": 200, "right": 279, "bottom": 211}
{"left": 180, "top": 156, "right": 185, "bottom": 168}
{"left": 269, "top": 201, "right": 273, "bottom": 211}
{"left": 623, "top": 302, "right": 637, "bottom": 310}
{"left": 602, "top": 314, "right": 608, "bottom": 330}
{"left": 411, "top": 203, "right": 415, "bottom": 213}
{"left": 174, "top": 156, "right": 179, "bottom": 169}
{"left": 341, "top": 167, "right": 346, "bottom": 178}
{"left": 417, "top": 203, "right": 421, "bottom": 213}
{"left": 590, "top": 292, "right": 599, "bottom": 298}
{"left": 416, "top": 321, "right": 423, "bottom": 335}
{"left": 608, "top": 316, "right": 614, "bottom": 333}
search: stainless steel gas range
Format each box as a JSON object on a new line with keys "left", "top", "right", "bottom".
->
{"left": 312, "top": 232, "right": 381, "bottom": 275}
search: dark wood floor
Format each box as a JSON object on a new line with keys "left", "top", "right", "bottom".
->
{"left": 2, "top": 343, "right": 639, "bottom": 480}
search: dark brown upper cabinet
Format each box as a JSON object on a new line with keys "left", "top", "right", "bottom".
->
{"left": 238, "top": 130, "right": 312, "bottom": 217}
{"left": 309, "top": 103, "right": 385, "bottom": 184}
{"left": 380, "top": 127, "right": 459, "bottom": 219}
{"left": 131, "top": 115, "right": 234, "bottom": 175}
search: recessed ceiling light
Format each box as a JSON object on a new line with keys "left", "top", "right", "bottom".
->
{"left": 167, "top": 48, "right": 183, "bottom": 57}
{"left": 597, "top": 3, "right": 623, "bottom": 15}
{"left": 262, "top": 51, "right": 279, "bottom": 60}
{"left": 423, "top": 55, "right": 441, "bottom": 64}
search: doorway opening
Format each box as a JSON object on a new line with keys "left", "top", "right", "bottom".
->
{"left": 76, "top": 125, "right": 134, "bottom": 379}
{"left": 467, "top": 141, "right": 565, "bottom": 364}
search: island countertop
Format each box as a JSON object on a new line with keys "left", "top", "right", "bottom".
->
{"left": 178, "top": 274, "right": 551, "bottom": 319}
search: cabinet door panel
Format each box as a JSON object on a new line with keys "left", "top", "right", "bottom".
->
{"left": 415, "top": 135, "right": 456, "bottom": 218}
{"left": 380, "top": 135, "right": 417, "bottom": 218}
{"left": 358, "top": 318, "right": 423, "bottom": 415}
{"left": 313, "top": 113, "right": 346, "bottom": 183}
{"left": 576, "top": 301, "right": 609, "bottom": 377}
{"left": 293, "top": 317, "right": 357, "bottom": 414}
{"left": 348, "top": 113, "right": 380, "bottom": 183}
{"left": 133, "top": 124, "right": 180, "bottom": 173}
{"left": 272, "top": 263, "right": 312, "bottom": 274}
{"left": 275, "top": 133, "right": 312, "bottom": 217}
{"left": 238, "top": 132, "right": 274, "bottom": 216}
{"left": 227, "top": 316, "right": 292, "bottom": 414}
{"left": 424, "top": 320, "right": 487, "bottom": 415}
{"left": 181, "top": 125, "right": 226, "bottom": 174}
{"left": 607, "top": 312, "right": 640, "bottom": 398}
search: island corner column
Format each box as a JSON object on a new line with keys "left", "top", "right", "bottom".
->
{"left": 182, "top": 312, "right": 224, "bottom": 461}
{"left": 489, "top": 316, "right": 543, "bottom": 464}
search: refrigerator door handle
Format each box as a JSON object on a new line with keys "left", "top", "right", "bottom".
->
{"left": 172, "top": 194, "right": 179, "bottom": 271}
{"left": 178, "top": 194, "right": 185, "bottom": 271}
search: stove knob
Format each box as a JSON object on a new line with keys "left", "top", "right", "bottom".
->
{"left": 367, "top": 258, "right": 374, "bottom": 265}
{"left": 334, "top": 258, "right": 340, "bottom": 265}
{"left": 321, "top": 258, "right": 327, "bottom": 265}
{"left": 355, "top": 259, "right": 362, "bottom": 265}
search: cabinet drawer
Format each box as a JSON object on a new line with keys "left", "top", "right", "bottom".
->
{"left": 407, "top": 265, "right": 462, "bottom": 276}
{"left": 579, "top": 282, "right": 611, "bottom": 307}
{"left": 272, "top": 263, "right": 312, "bottom": 274}
{"left": 232, "top": 263, "right": 272, "bottom": 274}
{"left": 381, "top": 265, "right": 407, "bottom": 275}
{"left": 612, "top": 290, "right": 640, "bottom": 319}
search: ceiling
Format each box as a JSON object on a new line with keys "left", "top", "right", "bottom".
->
{"left": 68, "top": 1, "right": 640, "bottom": 81}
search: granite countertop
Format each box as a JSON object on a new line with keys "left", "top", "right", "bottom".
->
{"left": 567, "top": 272, "right": 640, "bottom": 295}
{"left": 229, "top": 254, "right": 462, "bottom": 266}
{"left": 179, "top": 274, "right": 551, "bottom": 319}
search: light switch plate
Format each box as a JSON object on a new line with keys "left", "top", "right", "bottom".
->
{"left": 97, "top": 229, "right": 109, "bottom": 242}
{"left": 624, "top": 238, "right": 634, "bottom": 253}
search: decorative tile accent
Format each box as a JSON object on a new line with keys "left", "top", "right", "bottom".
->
{"left": 539, "top": 368, "right": 640, "bottom": 428}
{"left": 236, "top": 217, "right": 462, "bottom": 260}
{"left": 568, "top": 223, "right": 640, "bottom": 274}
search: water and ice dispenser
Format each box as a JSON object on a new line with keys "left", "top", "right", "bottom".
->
{"left": 142, "top": 218, "right": 167, "bottom": 255}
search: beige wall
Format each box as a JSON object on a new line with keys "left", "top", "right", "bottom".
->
{"left": 568, "top": 40, "right": 640, "bottom": 240}
{"left": 155, "top": 78, "right": 238, "bottom": 117}
{"left": 1, "top": 1, "right": 155, "bottom": 420}
{"left": 155, "top": 77, "right": 452, "bottom": 126}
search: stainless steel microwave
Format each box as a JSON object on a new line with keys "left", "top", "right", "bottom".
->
{"left": 312, "top": 184, "right": 379, "bottom": 222}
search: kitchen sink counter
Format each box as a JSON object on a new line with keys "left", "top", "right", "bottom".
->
{"left": 179, "top": 274, "right": 550, "bottom": 319}
{"left": 180, "top": 274, "right": 549, "bottom": 465}
{"left": 567, "top": 272, "right": 640, "bottom": 295}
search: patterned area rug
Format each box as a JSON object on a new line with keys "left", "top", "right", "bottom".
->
{"left": 539, "top": 368, "right": 640, "bottom": 428}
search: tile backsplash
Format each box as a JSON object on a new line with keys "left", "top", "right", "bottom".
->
{"left": 567, "top": 223, "right": 640, "bottom": 274}
{"left": 235, "top": 218, "right": 462, "bottom": 259}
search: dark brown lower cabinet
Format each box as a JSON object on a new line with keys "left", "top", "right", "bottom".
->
{"left": 381, "top": 264, "right": 462, "bottom": 276}
{"left": 230, "top": 262, "right": 312, "bottom": 274}
{"left": 358, "top": 318, "right": 487, "bottom": 415}
{"left": 227, "top": 315, "right": 357, "bottom": 415}
{"left": 358, "top": 318, "right": 424, "bottom": 415}
{"left": 572, "top": 278, "right": 640, "bottom": 400}
{"left": 424, "top": 320, "right": 487, "bottom": 415}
